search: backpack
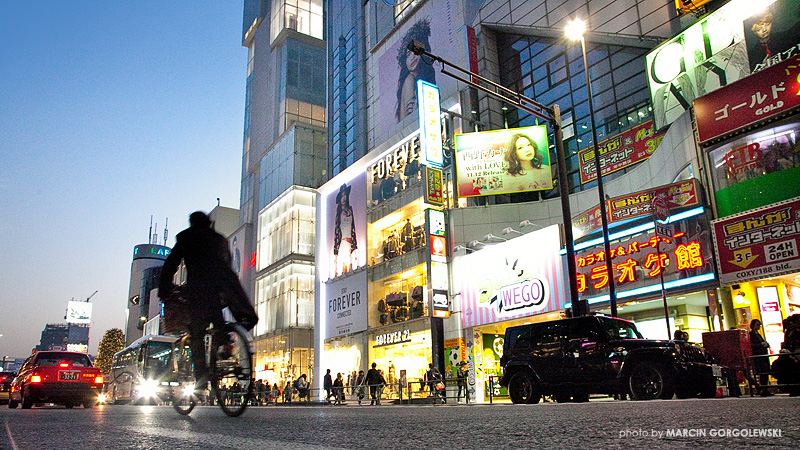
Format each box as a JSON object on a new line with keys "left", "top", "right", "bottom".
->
{"left": 293, "top": 379, "right": 300, "bottom": 389}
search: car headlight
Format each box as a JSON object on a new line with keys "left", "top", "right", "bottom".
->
{"left": 97, "top": 393, "right": 108, "bottom": 403}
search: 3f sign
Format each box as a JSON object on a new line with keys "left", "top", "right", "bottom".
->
{"left": 418, "top": 80, "right": 443, "bottom": 167}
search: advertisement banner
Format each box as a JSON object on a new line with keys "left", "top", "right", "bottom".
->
{"left": 712, "top": 197, "right": 800, "bottom": 285}
{"left": 66, "top": 301, "right": 92, "bottom": 324}
{"left": 454, "top": 126, "right": 553, "bottom": 197}
{"left": 694, "top": 55, "right": 800, "bottom": 143}
{"left": 576, "top": 213, "right": 715, "bottom": 300}
{"left": 424, "top": 166, "right": 444, "bottom": 206}
{"left": 324, "top": 172, "right": 367, "bottom": 280}
{"left": 578, "top": 120, "right": 665, "bottom": 184}
{"left": 572, "top": 205, "right": 605, "bottom": 238}
{"left": 646, "top": 0, "right": 751, "bottom": 130}
{"left": 324, "top": 270, "right": 368, "bottom": 339}
{"left": 607, "top": 179, "right": 701, "bottom": 223}
{"left": 456, "top": 225, "right": 565, "bottom": 328}
{"left": 376, "top": 0, "right": 462, "bottom": 137}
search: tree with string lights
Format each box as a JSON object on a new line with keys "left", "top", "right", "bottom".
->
{"left": 95, "top": 328, "right": 124, "bottom": 374}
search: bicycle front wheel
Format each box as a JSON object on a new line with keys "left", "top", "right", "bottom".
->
{"left": 213, "top": 323, "right": 254, "bottom": 417}
{"left": 172, "top": 384, "right": 197, "bottom": 415}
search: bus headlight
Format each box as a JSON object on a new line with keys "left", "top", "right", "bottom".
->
{"left": 138, "top": 379, "right": 160, "bottom": 398}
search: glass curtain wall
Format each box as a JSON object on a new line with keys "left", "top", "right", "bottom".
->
{"left": 270, "top": 0, "right": 323, "bottom": 43}
{"left": 254, "top": 262, "right": 315, "bottom": 336}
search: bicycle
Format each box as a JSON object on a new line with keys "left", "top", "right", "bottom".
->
{"left": 162, "top": 287, "right": 255, "bottom": 417}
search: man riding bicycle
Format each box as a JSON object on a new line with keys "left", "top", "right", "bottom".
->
{"left": 158, "top": 211, "right": 257, "bottom": 390}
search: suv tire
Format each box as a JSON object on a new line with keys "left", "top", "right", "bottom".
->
{"left": 21, "top": 388, "right": 33, "bottom": 409}
{"left": 629, "top": 363, "right": 675, "bottom": 400}
{"left": 508, "top": 372, "right": 540, "bottom": 404}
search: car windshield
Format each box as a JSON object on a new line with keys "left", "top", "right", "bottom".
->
{"left": 601, "top": 318, "right": 644, "bottom": 339}
{"left": 35, "top": 353, "right": 92, "bottom": 367}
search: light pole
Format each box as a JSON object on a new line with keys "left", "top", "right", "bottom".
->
{"left": 566, "top": 19, "right": 618, "bottom": 317}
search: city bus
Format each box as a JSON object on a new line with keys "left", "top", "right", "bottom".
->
{"left": 109, "top": 334, "right": 177, "bottom": 404}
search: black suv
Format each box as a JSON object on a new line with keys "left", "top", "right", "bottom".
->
{"left": 499, "top": 315, "right": 720, "bottom": 403}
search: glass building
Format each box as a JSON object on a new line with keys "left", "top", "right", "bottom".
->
{"left": 239, "top": 0, "right": 327, "bottom": 388}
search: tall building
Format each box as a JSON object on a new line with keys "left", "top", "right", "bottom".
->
{"left": 238, "top": 0, "right": 327, "bottom": 386}
{"left": 124, "top": 243, "right": 170, "bottom": 345}
{"left": 316, "top": 0, "right": 765, "bottom": 402}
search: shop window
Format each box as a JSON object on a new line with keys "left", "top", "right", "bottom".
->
{"left": 373, "top": 270, "right": 427, "bottom": 327}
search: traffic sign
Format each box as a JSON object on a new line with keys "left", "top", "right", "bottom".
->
{"left": 652, "top": 195, "right": 669, "bottom": 222}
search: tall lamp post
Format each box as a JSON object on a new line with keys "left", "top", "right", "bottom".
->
{"left": 565, "top": 19, "right": 618, "bottom": 317}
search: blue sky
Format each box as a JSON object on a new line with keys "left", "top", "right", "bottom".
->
{"left": 0, "top": 1, "right": 245, "bottom": 357}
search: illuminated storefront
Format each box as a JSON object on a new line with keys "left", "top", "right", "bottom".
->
{"left": 569, "top": 179, "right": 719, "bottom": 341}
{"left": 454, "top": 224, "right": 568, "bottom": 402}
{"left": 315, "top": 127, "right": 449, "bottom": 398}
{"left": 694, "top": 48, "right": 800, "bottom": 346}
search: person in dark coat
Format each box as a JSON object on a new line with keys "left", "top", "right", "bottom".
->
{"left": 158, "top": 211, "right": 257, "bottom": 388}
{"left": 333, "top": 372, "right": 345, "bottom": 405}
{"left": 749, "top": 319, "right": 773, "bottom": 396}
{"left": 366, "top": 362, "right": 385, "bottom": 405}
{"left": 324, "top": 369, "right": 334, "bottom": 404}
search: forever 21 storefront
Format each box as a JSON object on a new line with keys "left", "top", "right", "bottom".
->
{"left": 314, "top": 131, "right": 450, "bottom": 397}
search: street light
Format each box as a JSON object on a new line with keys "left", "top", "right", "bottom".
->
{"left": 566, "top": 19, "right": 618, "bottom": 317}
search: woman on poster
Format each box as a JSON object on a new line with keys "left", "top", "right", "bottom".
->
{"left": 395, "top": 19, "right": 437, "bottom": 122}
{"left": 333, "top": 183, "right": 358, "bottom": 276}
{"left": 503, "top": 133, "right": 551, "bottom": 192}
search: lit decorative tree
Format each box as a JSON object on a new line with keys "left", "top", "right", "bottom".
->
{"left": 95, "top": 328, "right": 124, "bottom": 374}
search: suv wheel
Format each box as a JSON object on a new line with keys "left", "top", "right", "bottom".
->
{"left": 508, "top": 372, "right": 540, "bottom": 404}
{"left": 8, "top": 398, "right": 18, "bottom": 409}
{"left": 21, "top": 388, "right": 33, "bottom": 409}
{"left": 629, "top": 363, "right": 675, "bottom": 400}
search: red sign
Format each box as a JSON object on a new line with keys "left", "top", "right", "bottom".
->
{"left": 572, "top": 205, "right": 604, "bottom": 237}
{"left": 578, "top": 120, "right": 665, "bottom": 184}
{"left": 607, "top": 179, "right": 700, "bottom": 223}
{"left": 430, "top": 235, "right": 447, "bottom": 259}
{"left": 711, "top": 196, "right": 800, "bottom": 285}
{"left": 694, "top": 55, "right": 800, "bottom": 144}
{"left": 653, "top": 196, "right": 669, "bottom": 222}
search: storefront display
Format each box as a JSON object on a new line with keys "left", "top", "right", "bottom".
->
{"left": 370, "top": 321, "right": 432, "bottom": 398}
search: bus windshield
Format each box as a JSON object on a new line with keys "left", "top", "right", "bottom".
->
{"left": 144, "top": 341, "right": 173, "bottom": 379}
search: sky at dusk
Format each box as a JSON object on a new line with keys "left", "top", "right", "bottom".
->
{"left": 0, "top": 1, "right": 246, "bottom": 358}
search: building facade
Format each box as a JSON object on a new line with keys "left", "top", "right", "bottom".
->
{"left": 238, "top": 0, "right": 327, "bottom": 388}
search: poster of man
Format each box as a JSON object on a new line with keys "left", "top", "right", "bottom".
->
{"left": 744, "top": 0, "right": 800, "bottom": 72}
{"left": 454, "top": 126, "right": 553, "bottom": 197}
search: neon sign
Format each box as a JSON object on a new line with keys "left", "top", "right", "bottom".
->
{"left": 418, "top": 80, "right": 443, "bottom": 168}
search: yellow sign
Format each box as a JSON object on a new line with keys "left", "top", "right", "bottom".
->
{"left": 729, "top": 248, "right": 759, "bottom": 269}
{"left": 674, "top": 0, "right": 712, "bottom": 15}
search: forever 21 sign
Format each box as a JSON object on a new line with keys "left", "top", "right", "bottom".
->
{"left": 374, "top": 329, "right": 411, "bottom": 347}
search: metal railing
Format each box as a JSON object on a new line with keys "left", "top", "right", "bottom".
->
{"left": 746, "top": 350, "right": 800, "bottom": 396}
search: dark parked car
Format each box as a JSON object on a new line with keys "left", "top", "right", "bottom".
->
{"left": 0, "top": 372, "right": 16, "bottom": 404}
{"left": 9, "top": 351, "right": 103, "bottom": 409}
{"left": 499, "top": 315, "right": 721, "bottom": 403}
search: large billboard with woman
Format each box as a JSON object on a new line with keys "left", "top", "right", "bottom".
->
{"left": 454, "top": 126, "right": 553, "bottom": 197}
{"left": 321, "top": 173, "right": 368, "bottom": 281}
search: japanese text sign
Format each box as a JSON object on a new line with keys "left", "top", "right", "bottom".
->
{"left": 607, "top": 179, "right": 700, "bottom": 223}
{"left": 578, "top": 120, "right": 665, "bottom": 184}
{"left": 424, "top": 165, "right": 444, "bottom": 206}
{"left": 695, "top": 55, "right": 800, "bottom": 144}
{"left": 711, "top": 196, "right": 800, "bottom": 285}
{"left": 418, "top": 80, "right": 443, "bottom": 167}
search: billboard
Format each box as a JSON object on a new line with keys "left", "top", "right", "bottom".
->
{"left": 323, "top": 270, "right": 368, "bottom": 339}
{"left": 323, "top": 172, "right": 367, "bottom": 280}
{"left": 742, "top": 0, "right": 800, "bottom": 73}
{"left": 694, "top": 55, "right": 800, "bottom": 144}
{"left": 711, "top": 196, "right": 800, "bottom": 285}
{"left": 577, "top": 120, "right": 665, "bottom": 184}
{"left": 376, "top": 0, "right": 463, "bottom": 137}
{"left": 576, "top": 211, "right": 716, "bottom": 301}
{"left": 66, "top": 301, "right": 92, "bottom": 324}
{"left": 454, "top": 126, "right": 552, "bottom": 197}
{"left": 607, "top": 179, "right": 702, "bottom": 223}
{"left": 646, "top": 0, "right": 754, "bottom": 130}
{"left": 456, "top": 225, "right": 566, "bottom": 328}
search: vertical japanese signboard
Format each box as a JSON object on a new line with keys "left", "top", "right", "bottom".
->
{"left": 424, "top": 165, "right": 444, "bottom": 206}
{"left": 418, "top": 80, "right": 443, "bottom": 168}
{"left": 427, "top": 209, "right": 449, "bottom": 318}
{"left": 711, "top": 196, "right": 800, "bottom": 285}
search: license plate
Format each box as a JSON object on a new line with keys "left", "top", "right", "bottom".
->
{"left": 712, "top": 364, "right": 722, "bottom": 377}
{"left": 60, "top": 371, "right": 79, "bottom": 381}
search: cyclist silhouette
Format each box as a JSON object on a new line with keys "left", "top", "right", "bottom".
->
{"left": 159, "top": 211, "right": 256, "bottom": 388}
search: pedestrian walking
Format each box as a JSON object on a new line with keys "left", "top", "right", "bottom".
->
{"left": 456, "top": 362, "right": 468, "bottom": 404}
{"left": 366, "top": 362, "right": 385, "bottom": 405}
{"left": 750, "top": 319, "right": 773, "bottom": 396}
{"left": 355, "top": 370, "right": 367, "bottom": 405}
{"left": 324, "top": 369, "right": 334, "bottom": 404}
{"left": 333, "top": 372, "right": 345, "bottom": 405}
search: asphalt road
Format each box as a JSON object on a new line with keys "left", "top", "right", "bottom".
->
{"left": 2, "top": 397, "right": 798, "bottom": 449}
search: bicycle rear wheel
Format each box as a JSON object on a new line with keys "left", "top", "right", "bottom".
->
{"left": 213, "top": 323, "right": 253, "bottom": 417}
{"left": 172, "top": 335, "right": 198, "bottom": 415}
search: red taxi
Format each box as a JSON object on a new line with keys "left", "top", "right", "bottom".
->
{"left": 9, "top": 351, "right": 103, "bottom": 409}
